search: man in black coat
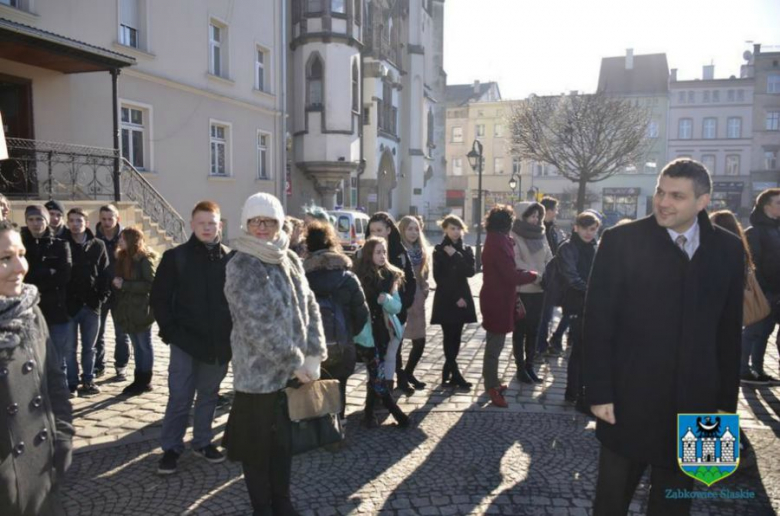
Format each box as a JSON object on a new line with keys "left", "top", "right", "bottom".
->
{"left": 150, "top": 201, "right": 234, "bottom": 475}
{"left": 583, "top": 159, "right": 744, "bottom": 515}
{"left": 21, "top": 205, "right": 72, "bottom": 384}
{"left": 742, "top": 188, "right": 780, "bottom": 385}
{"left": 45, "top": 199, "right": 68, "bottom": 239}
{"left": 64, "top": 207, "right": 111, "bottom": 396}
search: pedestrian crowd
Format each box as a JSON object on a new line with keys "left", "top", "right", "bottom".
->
{"left": 0, "top": 156, "right": 778, "bottom": 515}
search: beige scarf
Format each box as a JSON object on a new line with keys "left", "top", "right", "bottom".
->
{"left": 234, "top": 231, "right": 290, "bottom": 264}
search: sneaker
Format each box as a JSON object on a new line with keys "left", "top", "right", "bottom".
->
{"left": 740, "top": 372, "right": 769, "bottom": 386}
{"left": 755, "top": 373, "right": 780, "bottom": 386}
{"left": 94, "top": 368, "right": 105, "bottom": 379}
{"left": 78, "top": 382, "right": 101, "bottom": 396}
{"left": 193, "top": 444, "right": 226, "bottom": 464}
{"left": 115, "top": 367, "right": 127, "bottom": 381}
{"left": 157, "top": 450, "right": 180, "bottom": 475}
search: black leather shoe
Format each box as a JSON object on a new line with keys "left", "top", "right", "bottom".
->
{"left": 517, "top": 369, "right": 533, "bottom": 384}
{"left": 525, "top": 368, "right": 543, "bottom": 384}
{"left": 407, "top": 373, "right": 427, "bottom": 390}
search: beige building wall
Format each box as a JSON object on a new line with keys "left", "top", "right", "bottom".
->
{"left": 747, "top": 45, "right": 780, "bottom": 200}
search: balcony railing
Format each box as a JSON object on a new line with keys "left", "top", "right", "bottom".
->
{"left": 1, "top": 138, "right": 188, "bottom": 244}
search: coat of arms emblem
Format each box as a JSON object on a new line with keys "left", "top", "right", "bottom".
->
{"left": 678, "top": 413, "right": 740, "bottom": 486}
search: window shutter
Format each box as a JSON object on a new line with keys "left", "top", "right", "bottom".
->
{"left": 121, "top": 0, "right": 139, "bottom": 29}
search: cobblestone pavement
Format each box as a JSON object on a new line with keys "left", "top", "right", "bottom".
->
{"left": 63, "top": 274, "right": 780, "bottom": 515}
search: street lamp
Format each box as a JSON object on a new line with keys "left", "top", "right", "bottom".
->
{"left": 509, "top": 174, "right": 520, "bottom": 205}
{"left": 527, "top": 186, "right": 540, "bottom": 201}
{"left": 467, "top": 139, "right": 484, "bottom": 271}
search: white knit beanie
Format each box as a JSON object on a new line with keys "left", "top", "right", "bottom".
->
{"left": 241, "top": 192, "right": 286, "bottom": 232}
{"left": 514, "top": 201, "right": 533, "bottom": 219}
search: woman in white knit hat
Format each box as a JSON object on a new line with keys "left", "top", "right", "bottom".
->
{"left": 222, "top": 192, "right": 327, "bottom": 516}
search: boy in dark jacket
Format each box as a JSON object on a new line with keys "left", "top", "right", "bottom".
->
{"left": 64, "top": 207, "right": 110, "bottom": 396}
{"left": 21, "top": 204, "right": 72, "bottom": 383}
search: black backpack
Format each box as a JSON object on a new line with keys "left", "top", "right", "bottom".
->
{"left": 316, "top": 277, "right": 357, "bottom": 379}
{"left": 540, "top": 255, "right": 564, "bottom": 307}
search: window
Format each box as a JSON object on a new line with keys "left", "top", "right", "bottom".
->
{"left": 351, "top": 61, "right": 359, "bottom": 112}
{"left": 727, "top": 117, "right": 742, "bottom": 138}
{"left": 427, "top": 109, "right": 434, "bottom": 148}
{"left": 512, "top": 157, "right": 522, "bottom": 174}
{"left": 452, "top": 158, "right": 462, "bottom": 176}
{"left": 727, "top": 89, "right": 735, "bottom": 102}
{"left": 701, "top": 154, "right": 716, "bottom": 174}
{"left": 713, "top": 90, "right": 720, "bottom": 102}
{"left": 766, "top": 151, "right": 778, "bottom": 170}
{"left": 678, "top": 118, "right": 692, "bottom": 139}
{"left": 354, "top": 0, "right": 361, "bottom": 24}
{"left": 702, "top": 118, "right": 717, "bottom": 139}
{"left": 688, "top": 91, "right": 695, "bottom": 103}
{"left": 255, "top": 47, "right": 266, "bottom": 91}
{"left": 737, "top": 89, "right": 745, "bottom": 102}
{"left": 678, "top": 91, "right": 686, "bottom": 103}
{"left": 257, "top": 132, "right": 270, "bottom": 180}
{"left": 362, "top": 107, "right": 370, "bottom": 125}
{"left": 0, "top": 0, "right": 18, "bottom": 6}
{"left": 307, "top": 0, "right": 322, "bottom": 13}
{"left": 451, "top": 126, "right": 463, "bottom": 143}
{"left": 307, "top": 55, "right": 324, "bottom": 109}
{"left": 767, "top": 111, "right": 780, "bottom": 131}
{"left": 703, "top": 91, "right": 711, "bottom": 103}
{"left": 209, "top": 22, "right": 227, "bottom": 77}
{"left": 475, "top": 124, "right": 485, "bottom": 137}
{"left": 768, "top": 75, "right": 780, "bottom": 94}
{"left": 494, "top": 157, "right": 504, "bottom": 175}
{"left": 647, "top": 120, "right": 659, "bottom": 138}
{"left": 726, "top": 155, "right": 740, "bottom": 176}
{"left": 210, "top": 123, "right": 229, "bottom": 176}
{"left": 534, "top": 162, "right": 545, "bottom": 176}
{"left": 494, "top": 124, "right": 504, "bottom": 137}
{"left": 119, "top": 0, "right": 140, "bottom": 48}
{"left": 331, "top": 0, "right": 345, "bottom": 14}
{"left": 121, "top": 106, "right": 145, "bottom": 170}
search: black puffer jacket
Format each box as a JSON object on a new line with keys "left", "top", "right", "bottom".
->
{"left": 150, "top": 235, "right": 234, "bottom": 365}
{"left": 430, "top": 236, "right": 477, "bottom": 326}
{"left": 64, "top": 229, "right": 110, "bottom": 316}
{"left": 746, "top": 208, "right": 780, "bottom": 298}
{"left": 95, "top": 223, "right": 123, "bottom": 307}
{"left": 556, "top": 232, "right": 597, "bottom": 314}
{"left": 544, "top": 220, "right": 563, "bottom": 255}
{"left": 21, "top": 227, "right": 72, "bottom": 325}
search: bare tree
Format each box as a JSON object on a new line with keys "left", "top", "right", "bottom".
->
{"left": 509, "top": 93, "right": 651, "bottom": 213}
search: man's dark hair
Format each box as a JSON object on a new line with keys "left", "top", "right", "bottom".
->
{"left": 755, "top": 188, "right": 780, "bottom": 213}
{"left": 660, "top": 158, "right": 712, "bottom": 198}
{"left": 67, "top": 207, "right": 88, "bottom": 220}
{"left": 540, "top": 196, "right": 559, "bottom": 211}
{"left": 305, "top": 220, "right": 342, "bottom": 253}
{"left": 484, "top": 204, "right": 514, "bottom": 233}
{"left": 0, "top": 219, "right": 18, "bottom": 235}
{"left": 575, "top": 212, "right": 600, "bottom": 229}
{"left": 99, "top": 204, "right": 119, "bottom": 215}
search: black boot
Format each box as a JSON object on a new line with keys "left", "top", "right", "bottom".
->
{"left": 449, "top": 363, "right": 472, "bottom": 390}
{"left": 382, "top": 394, "right": 410, "bottom": 428}
{"left": 362, "top": 385, "right": 378, "bottom": 428}
{"left": 442, "top": 363, "right": 452, "bottom": 385}
{"left": 525, "top": 366, "right": 543, "bottom": 384}
{"left": 404, "top": 339, "right": 427, "bottom": 389}
{"left": 517, "top": 368, "right": 534, "bottom": 384}
{"left": 123, "top": 371, "right": 153, "bottom": 396}
{"left": 407, "top": 373, "right": 427, "bottom": 390}
{"left": 395, "top": 370, "right": 415, "bottom": 396}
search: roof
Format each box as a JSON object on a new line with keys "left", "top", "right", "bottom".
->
{"left": 0, "top": 17, "right": 135, "bottom": 73}
{"left": 597, "top": 53, "right": 669, "bottom": 95}
{"left": 445, "top": 82, "right": 500, "bottom": 106}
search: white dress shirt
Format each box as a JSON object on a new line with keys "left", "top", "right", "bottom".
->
{"left": 667, "top": 219, "right": 700, "bottom": 260}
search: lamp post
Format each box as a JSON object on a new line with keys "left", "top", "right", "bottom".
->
{"left": 467, "top": 139, "right": 484, "bottom": 271}
{"left": 509, "top": 174, "right": 520, "bottom": 205}
{"left": 527, "top": 186, "right": 540, "bottom": 202}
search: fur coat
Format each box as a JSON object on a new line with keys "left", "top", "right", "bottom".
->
{"left": 225, "top": 250, "right": 327, "bottom": 394}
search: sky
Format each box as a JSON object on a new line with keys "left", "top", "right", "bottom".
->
{"left": 443, "top": 0, "right": 780, "bottom": 100}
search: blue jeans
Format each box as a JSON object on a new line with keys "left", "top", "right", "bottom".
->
{"left": 95, "top": 303, "right": 130, "bottom": 371}
{"left": 741, "top": 315, "right": 776, "bottom": 376}
{"left": 49, "top": 321, "right": 71, "bottom": 389}
{"left": 160, "top": 344, "right": 228, "bottom": 454}
{"left": 65, "top": 307, "right": 101, "bottom": 387}
{"left": 129, "top": 328, "right": 154, "bottom": 373}
{"left": 536, "top": 301, "right": 571, "bottom": 354}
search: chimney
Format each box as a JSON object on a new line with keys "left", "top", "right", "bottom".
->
{"left": 670, "top": 68, "right": 678, "bottom": 82}
{"left": 703, "top": 65, "right": 714, "bottom": 80}
{"left": 626, "top": 48, "right": 634, "bottom": 70}
{"left": 473, "top": 80, "right": 481, "bottom": 94}
{"left": 754, "top": 43, "right": 761, "bottom": 56}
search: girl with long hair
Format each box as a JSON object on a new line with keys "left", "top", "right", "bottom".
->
{"left": 397, "top": 215, "right": 431, "bottom": 390}
{"left": 353, "top": 236, "right": 410, "bottom": 427}
{"left": 113, "top": 227, "right": 158, "bottom": 396}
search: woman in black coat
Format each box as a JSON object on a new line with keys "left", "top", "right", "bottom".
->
{"left": 365, "top": 212, "right": 417, "bottom": 394}
{"left": 430, "top": 215, "right": 477, "bottom": 389}
{"left": 303, "top": 221, "right": 370, "bottom": 420}
{"left": 0, "top": 221, "right": 74, "bottom": 516}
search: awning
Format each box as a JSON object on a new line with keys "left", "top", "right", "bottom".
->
{"left": 0, "top": 17, "right": 135, "bottom": 73}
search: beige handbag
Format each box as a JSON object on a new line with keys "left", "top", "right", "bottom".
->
{"left": 744, "top": 268, "right": 771, "bottom": 327}
{"left": 285, "top": 379, "right": 342, "bottom": 422}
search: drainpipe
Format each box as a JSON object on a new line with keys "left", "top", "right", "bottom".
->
{"left": 357, "top": 55, "right": 365, "bottom": 211}
{"left": 280, "top": 0, "right": 288, "bottom": 207}
{"left": 111, "top": 68, "right": 121, "bottom": 202}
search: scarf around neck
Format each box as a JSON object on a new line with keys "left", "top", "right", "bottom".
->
{"left": 407, "top": 243, "right": 424, "bottom": 268}
{"left": 0, "top": 284, "right": 40, "bottom": 350}
{"left": 513, "top": 219, "right": 545, "bottom": 253}
{"left": 234, "top": 231, "right": 290, "bottom": 265}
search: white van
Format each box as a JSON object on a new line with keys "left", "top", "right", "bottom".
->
{"left": 329, "top": 210, "right": 370, "bottom": 256}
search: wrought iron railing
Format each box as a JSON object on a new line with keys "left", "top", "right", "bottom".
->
{"left": 1, "top": 138, "right": 188, "bottom": 244}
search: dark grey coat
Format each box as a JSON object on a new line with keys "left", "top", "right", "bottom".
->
{"left": 0, "top": 294, "right": 74, "bottom": 515}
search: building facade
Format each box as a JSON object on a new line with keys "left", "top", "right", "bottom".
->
{"left": 0, "top": 0, "right": 286, "bottom": 239}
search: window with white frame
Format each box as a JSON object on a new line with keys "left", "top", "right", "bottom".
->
{"left": 767, "top": 111, "right": 780, "bottom": 131}
{"left": 701, "top": 154, "right": 716, "bottom": 174}
{"left": 307, "top": 55, "right": 324, "bottom": 109}
{"left": 678, "top": 118, "right": 692, "bottom": 139}
{"left": 120, "top": 106, "right": 146, "bottom": 170}
{"left": 475, "top": 124, "right": 485, "bottom": 138}
{"left": 0, "top": 0, "right": 19, "bottom": 7}
{"left": 702, "top": 118, "right": 717, "bottom": 139}
{"left": 255, "top": 47, "right": 266, "bottom": 91}
{"left": 494, "top": 124, "right": 503, "bottom": 137}
{"left": 512, "top": 157, "right": 521, "bottom": 175}
{"left": 688, "top": 91, "right": 695, "bottom": 103}
{"left": 766, "top": 150, "right": 778, "bottom": 170}
{"left": 768, "top": 75, "right": 780, "bottom": 94}
{"left": 725, "top": 155, "right": 740, "bottom": 176}
{"left": 737, "top": 89, "right": 745, "bottom": 102}
{"left": 494, "top": 157, "right": 504, "bottom": 174}
{"left": 727, "top": 117, "right": 742, "bottom": 138}
{"left": 647, "top": 120, "right": 659, "bottom": 138}
{"left": 210, "top": 123, "right": 230, "bottom": 176}
{"left": 209, "top": 22, "right": 227, "bottom": 78}
{"left": 727, "top": 89, "right": 735, "bottom": 102}
{"left": 703, "top": 91, "right": 711, "bottom": 103}
{"left": 119, "top": 0, "right": 141, "bottom": 48}
{"left": 713, "top": 90, "right": 720, "bottom": 102}
{"left": 354, "top": 0, "right": 361, "bottom": 24}
{"left": 257, "top": 132, "right": 270, "bottom": 180}
{"left": 678, "top": 91, "right": 685, "bottom": 103}
{"left": 534, "top": 162, "right": 545, "bottom": 177}
{"left": 451, "top": 126, "right": 463, "bottom": 143}
{"left": 307, "top": 0, "right": 322, "bottom": 13}
{"left": 452, "top": 158, "right": 462, "bottom": 176}
{"left": 352, "top": 60, "right": 359, "bottom": 112}
{"left": 331, "top": 0, "right": 345, "bottom": 14}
